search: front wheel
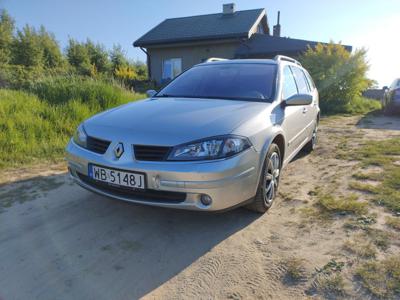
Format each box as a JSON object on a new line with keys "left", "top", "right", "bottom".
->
{"left": 246, "top": 143, "right": 281, "bottom": 213}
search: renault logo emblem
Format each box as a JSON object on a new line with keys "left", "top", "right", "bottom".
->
{"left": 114, "top": 143, "right": 124, "bottom": 159}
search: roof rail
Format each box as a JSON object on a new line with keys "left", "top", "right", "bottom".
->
{"left": 205, "top": 57, "right": 228, "bottom": 62}
{"left": 274, "top": 55, "right": 302, "bottom": 66}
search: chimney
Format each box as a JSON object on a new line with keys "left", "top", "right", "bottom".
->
{"left": 223, "top": 3, "right": 235, "bottom": 15}
{"left": 273, "top": 11, "right": 281, "bottom": 37}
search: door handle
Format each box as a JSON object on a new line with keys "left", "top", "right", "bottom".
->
{"left": 302, "top": 107, "right": 308, "bottom": 114}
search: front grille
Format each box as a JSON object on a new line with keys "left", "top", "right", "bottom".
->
{"left": 133, "top": 145, "right": 172, "bottom": 161}
{"left": 87, "top": 136, "right": 111, "bottom": 154}
{"left": 77, "top": 173, "right": 186, "bottom": 203}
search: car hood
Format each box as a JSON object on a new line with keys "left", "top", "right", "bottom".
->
{"left": 84, "top": 97, "right": 270, "bottom": 146}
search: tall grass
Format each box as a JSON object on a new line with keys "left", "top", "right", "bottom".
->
{"left": 0, "top": 78, "right": 145, "bottom": 169}
{"left": 322, "top": 96, "right": 381, "bottom": 115}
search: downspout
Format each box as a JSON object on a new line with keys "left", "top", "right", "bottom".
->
{"left": 139, "top": 47, "right": 151, "bottom": 80}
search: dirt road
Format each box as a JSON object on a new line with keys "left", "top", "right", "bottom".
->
{"left": 1, "top": 114, "right": 399, "bottom": 299}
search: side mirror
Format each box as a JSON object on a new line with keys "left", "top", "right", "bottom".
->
{"left": 146, "top": 89, "right": 157, "bottom": 98}
{"left": 285, "top": 94, "right": 313, "bottom": 106}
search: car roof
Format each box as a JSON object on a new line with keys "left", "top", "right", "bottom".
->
{"left": 198, "top": 59, "right": 278, "bottom": 66}
{"left": 196, "top": 58, "right": 305, "bottom": 69}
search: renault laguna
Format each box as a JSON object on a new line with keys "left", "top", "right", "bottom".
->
{"left": 66, "top": 56, "right": 320, "bottom": 213}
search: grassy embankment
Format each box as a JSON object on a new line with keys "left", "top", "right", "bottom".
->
{"left": 0, "top": 77, "right": 145, "bottom": 169}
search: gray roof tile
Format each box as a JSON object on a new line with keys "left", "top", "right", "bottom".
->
{"left": 134, "top": 9, "right": 265, "bottom": 47}
{"left": 236, "top": 34, "right": 352, "bottom": 57}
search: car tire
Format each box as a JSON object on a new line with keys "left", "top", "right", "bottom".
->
{"left": 303, "top": 121, "right": 318, "bottom": 153}
{"left": 246, "top": 143, "right": 281, "bottom": 213}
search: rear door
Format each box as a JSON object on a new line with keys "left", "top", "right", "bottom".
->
{"left": 291, "top": 66, "right": 317, "bottom": 137}
{"left": 280, "top": 65, "right": 305, "bottom": 157}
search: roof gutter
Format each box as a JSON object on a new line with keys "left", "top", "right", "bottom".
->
{"left": 138, "top": 46, "right": 151, "bottom": 80}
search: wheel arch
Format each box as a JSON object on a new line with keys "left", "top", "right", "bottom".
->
{"left": 271, "top": 134, "right": 285, "bottom": 165}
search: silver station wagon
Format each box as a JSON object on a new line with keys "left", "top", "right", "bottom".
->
{"left": 66, "top": 56, "right": 320, "bottom": 213}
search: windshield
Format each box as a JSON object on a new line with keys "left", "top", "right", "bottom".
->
{"left": 157, "top": 63, "right": 277, "bottom": 102}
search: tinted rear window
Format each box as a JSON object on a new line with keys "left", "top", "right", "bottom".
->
{"left": 157, "top": 63, "right": 277, "bottom": 102}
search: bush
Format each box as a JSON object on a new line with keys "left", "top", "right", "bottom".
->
{"left": 300, "top": 43, "right": 374, "bottom": 114}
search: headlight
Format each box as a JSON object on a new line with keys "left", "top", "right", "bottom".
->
{"left": 73, "top": 124, "right": 87, "bottom": 148}
{"left": 167, "top": 135, "right": 251, "bottom": 161}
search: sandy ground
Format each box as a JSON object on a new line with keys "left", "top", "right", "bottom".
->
{"left": 0, "top": 114, "right": 399, "bottom": 300}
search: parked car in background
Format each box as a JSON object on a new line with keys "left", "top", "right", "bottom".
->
{"left": 66, "top": 56, "right": 320, "bottom": 213}
{"left": 382, "top": 78, "right": 400, "bottom": 114}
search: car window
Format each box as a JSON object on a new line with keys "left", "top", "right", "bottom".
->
{"left": 390, "top": 79, "right": 399, "bottom": 89}
{"left": 291, "top": 66, "right": 310, "bottom": 94}
{"left": 303, "top": 69, "right": 316, "bottom": 90}
{"left": 157, "top": 63, "right": 277, "bottom": 102}
{"left": 282, "top": 66, "right": 298, "bottom": 100}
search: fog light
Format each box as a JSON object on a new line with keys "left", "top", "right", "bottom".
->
{"left": 200, "top": 194, "right": 212, "bottom": 206}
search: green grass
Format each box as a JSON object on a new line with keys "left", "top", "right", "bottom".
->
{"left": 342, "top": 97, "right": 381, "bottom": 115}
{"left": 343, "top": 138, "right": 400, "bottom": 213}
{"left": 356, "top": 256, "right": 400, "bottom": 298}
{"left": 312, "top": 274, "right": 347, "bottom": 298}
{"left": 281, "top": 257, "right": 306, "bottom": 283}
{"left": 321, "top": 97, "right": 381, "bottom": 116}
{"left": 364, "top": 228, "right": 391, "bottom": 250}
{"left": 343, "top": 239, "right": 376, "bottom": 259}
{"left": 0, "top": 78, "right": 145, "bottom": 169}
{"left": 385, "top": 216, "right": 400, "bottom": 231}
{"left": 348, "top": 181, "right": 379, "bottom": 194}
{"left": 316, "top": 193, "right": 368, "bottom": 216}
{"left": 352, "top": 172, "right": 382, "bottom": 181}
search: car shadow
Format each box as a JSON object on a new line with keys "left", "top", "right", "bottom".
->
{"left": 0, "top": 173, "right": 260, "bottom": 299}
{"left": 356, "top": 110, "right": 400, "bottom": 130}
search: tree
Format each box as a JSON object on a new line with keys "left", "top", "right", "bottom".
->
{"left": 300, "top": 43, "right": 372, "bottom": 113}
{"left": 12, "top": 25, "right": 44, "bottom": 67}
{"left": 0, "top": 9, "right": 15, "bottom": 65}
{"left": 66, "top": 38, "right": 91, "bottom": 75}
{"left": 38, "top": 26, "right": 64, "bottom": 68}
{"left": 85, "top": 39, "right": 110, "bottom": 73}
{"left": 110, "top": 44, "right": 128, "bottom": 71}
{"left": 132, "top": 60, "right": 148, "bottom": 81}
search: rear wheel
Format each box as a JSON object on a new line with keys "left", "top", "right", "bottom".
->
{"left": 303, "top": 122, "right": 318, "bottom": 153}
{"left": 247, "top": 143, "right": 281, "bottom": 213}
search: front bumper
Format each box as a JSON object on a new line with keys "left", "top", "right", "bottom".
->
{"left": 66, "top": 139, "right": 261, "bottom": 211}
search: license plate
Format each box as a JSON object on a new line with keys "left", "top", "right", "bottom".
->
{"left": 88, "top": 164, "right": 146, "bottom": 189}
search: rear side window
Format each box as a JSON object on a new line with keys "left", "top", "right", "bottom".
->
{"left": 303, "top": 69, "right": 316, "bottom": 90}
{"left": 291, "top": 66, "right": 310, "bottom": 94}
{"left": 390, "top": 79, "right": 400, "bottom": 89}
{"left": 282, "top": 66, "right": 298, "bottom": 100}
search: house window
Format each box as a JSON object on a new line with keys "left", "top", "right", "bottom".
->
{"left": 162, "top": 58, "right": 182, "bottom": 81}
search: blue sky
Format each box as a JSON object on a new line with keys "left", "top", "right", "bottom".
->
{"left": 1, "top": 0, "right": 399, "bottom": 86}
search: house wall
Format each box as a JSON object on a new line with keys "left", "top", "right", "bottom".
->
{"left": 147, "top": 41, "right": 241, "bottom": 85}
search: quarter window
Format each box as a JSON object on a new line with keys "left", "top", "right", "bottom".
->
{"left": 303, "top": 69, "right": 316, "bottom": 90}
{"left": 282, "top": 66, "right": 298, "bottom": 100}
{"left": 162, "top": 58, "right": 182, "bottom": 81}
{"left": 291, "top": 66, "right": 310, "bottom": 94}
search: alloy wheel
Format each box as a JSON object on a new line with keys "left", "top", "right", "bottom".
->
{"left": 311, "top": 125, "right": 318, "bottom": 149}
{"left": 264, "top": 151, "right": 280, "bottom": 205}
